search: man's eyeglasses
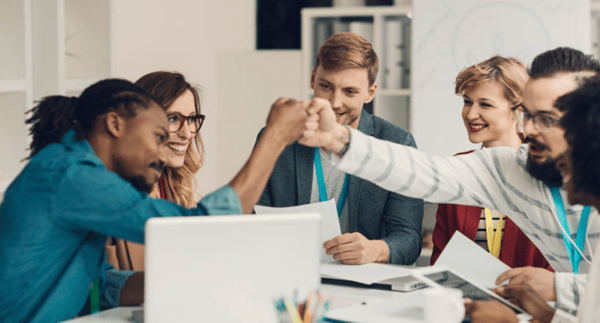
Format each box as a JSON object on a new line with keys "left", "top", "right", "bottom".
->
{"left": 167, "top": 113, "right": 205, "bottom": 133}
{"left": 512, "top": 106, "right": 562, "bottom": 133}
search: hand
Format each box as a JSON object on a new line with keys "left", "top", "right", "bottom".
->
{"left": 495, "top": 267, "right": 556, "bottom": 301}
{"left": 299, "top": 98, "right": 348, "bottom": 153}
{"left": 464, "top": 299, "right": 520, "bottom": 323}
{"left": 265, "top": 97, "right": 309, "bottom": 146}
{"left": 494, "top": 283, "right": 555, "bottom": 323}
{"left": 323, "top": 232, "right": 389, "bottom": 265}
{"left": 120, "top": 272, "right": 144, "bottom": 306}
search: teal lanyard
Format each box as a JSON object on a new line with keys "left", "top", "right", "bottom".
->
{"left": 314, "top": 147, "right": 349, "bottom": 216}
{"left": 549, "top": 186, "right": 591, "bottom": 274}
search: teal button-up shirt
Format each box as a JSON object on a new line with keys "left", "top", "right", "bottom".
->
{"left": 0, "top": 130, "right": 242, "bottom": 323}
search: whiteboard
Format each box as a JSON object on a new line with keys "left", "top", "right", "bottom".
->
{"left": 411, "top": 0, "right": 591, "bottom": 156}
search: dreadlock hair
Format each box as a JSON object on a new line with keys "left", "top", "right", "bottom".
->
{"left": 556, "top": 75, "right": 600, "bottom": 196}
{"left": 529, "top": 47, "right": 600, "bottom": 80}
{"left": 135, "top": 71, "right": 204, "bottom": 207}
{"left": 26, "top": 79, "right": 154, "bottom": 159}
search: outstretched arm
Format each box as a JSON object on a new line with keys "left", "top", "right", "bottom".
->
{"left": 229, "top": 98, "right": 310, "bottom": 214}
{"left": 300, "top": 98, "right": 526, "bottom": 211}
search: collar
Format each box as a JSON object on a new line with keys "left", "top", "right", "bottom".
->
{"left": 61, "top": 129, "right": 106, "bottom": 168}
{"left": 356, "top": 109, "right": 374, "bottom": 135}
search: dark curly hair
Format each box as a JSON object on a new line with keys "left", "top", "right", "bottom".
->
{"left": 557, "top": 75, "right": 600, "bottom": 196}
{"left": 529, "top": 47, "right": 600, "bottom": 80}
{"left": 25, "top": 79, "right": 154, "bottom": 158}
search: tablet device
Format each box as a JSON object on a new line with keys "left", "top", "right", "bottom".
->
{"left": 410, "top": 265, "right": 525, "bottom": 314}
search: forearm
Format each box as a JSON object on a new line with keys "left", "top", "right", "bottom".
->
{"left": 229, "top": 128, "right": 288, "bottom": 214}
{"left": 119, "top": 272, "right": 144, "bottom": 306}
{"left": 332, "top": 128, "right": 511, "bottom": 207}
{"left": 323, "top": 124, "right": 351, "bottom": 156}
{"left": 371, "top": 240, "right": 390, "bottom": 263}
{"left": 383, "top": 228, "right": 422, "bottom": 265}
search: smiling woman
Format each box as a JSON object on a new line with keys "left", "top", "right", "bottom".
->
{"left": 431, "top": 56, "right": 553, "bottom": 271}
{"left": 105, "top": 71, "right": 205, "bottom": 271}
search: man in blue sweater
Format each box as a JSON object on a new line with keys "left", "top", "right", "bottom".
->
{"left": 0, "top": 79, "right": 308, "bottom": 323}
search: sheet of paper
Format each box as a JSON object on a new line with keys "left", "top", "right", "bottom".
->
{"left": 254, "top": 199, "right": 341, "bottom": 261}
{"left": 320, "top": 262, "right": 412, "bottom": 285}
{"left": 435, "top": 231, "right": 510, "bottom": 289}
{"left": 325, "top": 292, "right": 425, "bottom": 323}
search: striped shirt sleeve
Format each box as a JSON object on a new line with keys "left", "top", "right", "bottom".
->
{"left": 334, "top": 128, "right": 525, "bottom": 210}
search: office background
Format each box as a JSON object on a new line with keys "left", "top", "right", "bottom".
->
{"left": 1, "top": 0, "right": 599, "bottom": 232}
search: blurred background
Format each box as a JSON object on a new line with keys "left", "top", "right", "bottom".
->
{"left": 1, "top": 0, "right": 599, "bottom": 245}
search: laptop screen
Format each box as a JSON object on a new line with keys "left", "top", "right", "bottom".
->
{"left": 144, "top": 213, "right": 321, "bottom": 323}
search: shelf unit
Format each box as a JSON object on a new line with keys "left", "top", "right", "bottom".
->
{"left": 302, "top": 4, "right": 600, "bottom": 132}
{"left": 0, "top": 0, "right": 111, "bottom": 182}
{"left": 592, "top": 1, "right": 600, "bottom": 60}
{"left": 0, "top": 0, "right": 32, "bottom": 182}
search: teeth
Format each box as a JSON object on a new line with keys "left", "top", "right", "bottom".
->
{"left": 168, "top": 143, "right": 186, "bottom": 152}
{"left": 470, "top": 124, "right": 486, "bottom": 130}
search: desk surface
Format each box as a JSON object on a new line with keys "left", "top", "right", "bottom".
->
{"left": 64, "top": 283, "right": 423, "bottom": 323}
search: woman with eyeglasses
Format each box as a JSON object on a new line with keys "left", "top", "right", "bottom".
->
{"left": 106, "top": 71, "right": 206, "bottom": 271}
{"left": 431, "top": 56, "right": 553, "bottom": 271}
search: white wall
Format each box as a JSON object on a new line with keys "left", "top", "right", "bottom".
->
{"left": 111, "top": 0, "right": 259, "bottom": 195}
{"left": 216, "top": 50, "right": 303, "bottom": 183}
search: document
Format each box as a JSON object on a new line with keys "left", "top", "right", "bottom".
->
{"left": 320, "top": 262, "right": 412, "bottom": 285}
{"left": 254, "top": 199, "right": 341, "bottom": 261}
{"left": 435, "top": 231, "right": 510, "bottom": 289}
{"left": 326, "top": 292, "right": 424, "bottom": 323}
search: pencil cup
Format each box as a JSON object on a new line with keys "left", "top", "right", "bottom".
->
{"left": 422, "top": 287, "right": 464, "bottom": 323}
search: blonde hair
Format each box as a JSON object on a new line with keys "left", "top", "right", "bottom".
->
{"left": 455, "top": 56, "right": 528, "bottom": 107}
{"left": 313, "top": 32, "right": 379, "bottom": 86}
{"left": 135, "top": 71, "right": 204, "bottom": 207}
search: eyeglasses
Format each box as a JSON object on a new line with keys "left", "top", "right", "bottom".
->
{"left": 167, "top": 112, "right": 205, "bottom": 133}
{"left": 512, "top": 106, "right": 562, "bottom": 134}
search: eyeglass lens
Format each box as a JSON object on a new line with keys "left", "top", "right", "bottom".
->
{"left": 168, "top": 114, "right": 205, "bottom": 133}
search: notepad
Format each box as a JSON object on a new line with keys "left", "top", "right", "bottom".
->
{"left": 435, "top": 231, "right": 510, "bottom": 289}
{"left": 254, "top": 199, "right": 342, "bottom": 262}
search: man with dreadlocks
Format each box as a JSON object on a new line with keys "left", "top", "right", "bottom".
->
{"left": 0, "top": 79, "right": 312, "bottom": 323}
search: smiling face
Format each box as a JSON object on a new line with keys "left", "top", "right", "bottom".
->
{"left": 112, "top": 102, "right": 169, "bottom": 193}
{"left": 164, "top": 89, "right": 198, "bottom": 168}
{"left": 311, "top": 66, "right": 377, "bottom": 129}
{"left": 461, "top": 80, "right": 519, "bottom": 148}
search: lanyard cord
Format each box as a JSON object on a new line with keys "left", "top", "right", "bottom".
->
{"left": 314, "top": 147, "right": 349, "bottom": 216}
{"left": 484, "top": 208, "right": 504, "bottom": 258}
{"left": 549, "top": 186, "right": 591, "bottom": 273}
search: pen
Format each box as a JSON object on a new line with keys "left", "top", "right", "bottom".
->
{"left": 297, "top": 302, "right": 305, "bottom": 319}
{"left": 311, "top": 294, "right": 326, "bottom": 323}
{"left": 319, "top": 300, "right": 331, "bottom": 322}
{"left": 284, "top": 299, "right": 303, "bottom": 323}
{"left": 303, "top": 291, "right": 315, "bottom": 323}
{"left": 273, "top": 297, "right": 291, "bottom": 323}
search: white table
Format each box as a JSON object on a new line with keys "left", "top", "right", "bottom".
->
{"left": 63, "top": 282, "right": 425, "bottom": 323}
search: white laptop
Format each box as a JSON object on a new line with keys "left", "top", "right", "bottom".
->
{"left": 143, "top": 213, "right": 321, "bottom": 323}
